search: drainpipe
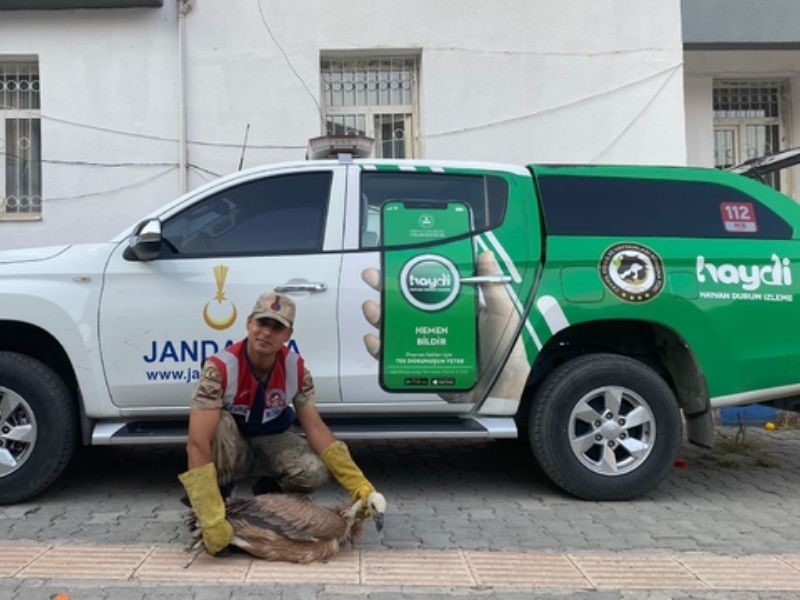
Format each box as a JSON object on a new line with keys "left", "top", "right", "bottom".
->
{"left": 177, "top": 0, "right": 194, "bottom": 194}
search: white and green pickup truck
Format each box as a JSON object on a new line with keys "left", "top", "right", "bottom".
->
{"left": 1, "top": 149, "right": 799, "bottom": 503}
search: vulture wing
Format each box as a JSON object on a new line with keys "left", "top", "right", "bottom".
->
{"left": 226, "top": 494, "right": 348, "bottom": 542}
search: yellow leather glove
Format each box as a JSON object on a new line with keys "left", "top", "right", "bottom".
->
{"left": 178, "top": 463, "right": 234, "bottom": 555}
{"left": 320, "top": 440, "right": 376, "bottom": 508}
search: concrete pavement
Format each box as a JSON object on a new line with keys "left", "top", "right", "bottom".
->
{"left": 0, "top": 425, "right": 799, "bottom": 598}
{"left": 2, "top": 543, "right": 800, "bottom": 590}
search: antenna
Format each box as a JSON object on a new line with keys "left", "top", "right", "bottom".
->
{"left": 238, "top": 123, "right": 251, "bottom": 171}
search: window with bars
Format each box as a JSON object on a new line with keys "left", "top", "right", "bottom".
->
{"left": 321, "top": 56, "right": 418, "bottom": 159}
{"left": 713, "top": 80, "right": 789, "bottom": 191}
{"left": 0, "top": 61, "right": 41, "bottom": 220}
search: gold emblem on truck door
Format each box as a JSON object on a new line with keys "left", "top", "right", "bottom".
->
{"left": 203, "top": 264, "right": 238, "bottom": 330}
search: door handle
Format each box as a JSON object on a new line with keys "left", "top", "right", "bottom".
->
{"left": 274, "top": 282, "right": 328, "bottom": 293}
{"left": 460, "top": 275, "right": 513, "bottom": 284}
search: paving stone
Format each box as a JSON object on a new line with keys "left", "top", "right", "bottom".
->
{"left": 3, "top": 428, "right": 800, "bottom": 596}
{"left": 86, "top": 511, "right": 126, "bottom": 524}
{"left": 416, "top": 533, "right": 454, "bottom": 547}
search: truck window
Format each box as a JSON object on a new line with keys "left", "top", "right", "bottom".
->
{"left": 161, "top": 171, "right": 332, "bottom": 257}
{"left": 538, "top": 175, "right": 793, "bottom": 239}
{"left": 359, "top": 172, "right": 508, "bottom": 248}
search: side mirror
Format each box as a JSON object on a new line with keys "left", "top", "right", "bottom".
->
{"left": 123, "top": 218, "right": 163, "bottom": 262}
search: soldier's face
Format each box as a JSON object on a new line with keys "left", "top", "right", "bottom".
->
{"left": 247, "top": 316, "right": 292, "bottom": 358}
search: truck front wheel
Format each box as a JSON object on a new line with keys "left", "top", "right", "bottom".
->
{"left": 529, "top": 353, "right": 682, "bottom": 501}
{"left": 0, "top": 352, "right": 77, "bottom": 504}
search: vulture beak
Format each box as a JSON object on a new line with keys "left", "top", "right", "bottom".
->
{"left": 366, "top": 491, "right": 387, "bottom": 531}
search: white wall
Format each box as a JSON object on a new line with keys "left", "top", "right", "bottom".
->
{"left": 0, "top": 0, "right": 686, "bottom": 250}
{"left": 684, "top": 49, "right": 800, "bottom": 201}
{"left": 0, "top": 7, "right": 181, "bottom": 250}
{"left": 683, "top": 74, "right": 713, "bottom": 167}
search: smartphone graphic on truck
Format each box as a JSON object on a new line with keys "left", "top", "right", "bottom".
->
{"left": 380, "top": 200, "right": 478, "bottom": 392}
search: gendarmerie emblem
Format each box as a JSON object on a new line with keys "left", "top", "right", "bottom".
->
{"left": 599, "top": 243, "right": 664, "bottom": 303}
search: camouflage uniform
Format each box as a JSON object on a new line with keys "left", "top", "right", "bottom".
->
{"left": 191, "top": 361, "right": 329, "bottom": 493}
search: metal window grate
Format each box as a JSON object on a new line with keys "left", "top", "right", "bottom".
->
{"left": 325, "top": 114, "right": 367, "bottom": 137}
{"left": 321, "top": 57, "right": 416, "bottom": 108}
{"left": 713, "top": 80, "right": 782, "bottom": 119}
{"left": 0, "top": 62, "right": 40, "bottom": 111}
{"left": 1, "top": 61, "right": 41, "bottom": 218}
{"left": 320, "top": 56, "right": 418, "bottom": 158}
{"left": 713, "top": 79, "right": 790, "bottom": 191}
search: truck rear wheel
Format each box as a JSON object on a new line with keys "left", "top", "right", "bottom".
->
{"left": 0, "top": 352, "right": 77, "bottom": 504}
{"left": 529, "top": 353, "right": 682, "bottom": 501}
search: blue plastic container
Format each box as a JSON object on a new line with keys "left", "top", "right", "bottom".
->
{"left": 720, "top": 404, "right": 782, "bottom": 426}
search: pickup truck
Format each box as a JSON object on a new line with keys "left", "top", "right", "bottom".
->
{"left": 1, "top": 149, "right": 799, "bottom": 504}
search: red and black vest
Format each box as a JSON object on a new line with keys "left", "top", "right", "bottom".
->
{"left": 208, "top": 340, "right": 303, "bottom": 436}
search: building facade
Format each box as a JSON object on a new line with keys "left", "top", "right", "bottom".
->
{"left": 682, "top": 0, "right": 800, "bottom": 199}
{"left": 2, "top": 0, "right": 688, "bottom": 249}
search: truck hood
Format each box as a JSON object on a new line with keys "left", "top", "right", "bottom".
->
{"left": 0, "top": 242, "right": 118, "bottom": 272}
{"left": 0, "top": 245, "right": 71, "bottom": 264}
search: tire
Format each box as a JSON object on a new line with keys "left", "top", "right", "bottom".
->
{"left": 0, "top": 352, "right": 77, "bottom": 504}
{"left": 529, "top": 353, "right": 682, "bottom": 501}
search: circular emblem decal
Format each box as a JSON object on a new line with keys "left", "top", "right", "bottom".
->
{"left": 418, "top": 214, "right": 435, "bottom": 229}
{"left": 399, "top": 254, "right": 460, "bottom": 311}
{"left": 599, "top": 243, "right": 664, "bottom": 303}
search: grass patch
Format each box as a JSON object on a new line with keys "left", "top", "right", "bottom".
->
{"left": 775, "top": 411, "right": 800, "bottom": 430}
{"left": 699, "top": 424, "right": 778, "bottom": 469}
{"left": 715, "top": 425, "right": 761, "bottom": 453}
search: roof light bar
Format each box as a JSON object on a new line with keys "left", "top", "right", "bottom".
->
{"left": 306, "top": 135, "right": 374, "bottom": 161}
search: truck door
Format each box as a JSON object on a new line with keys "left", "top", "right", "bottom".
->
{"left": 100, "top": 166, "right": 346, "bottom": 409}
{"left": 337, "top": 164, "right": 540, "bottom": 408}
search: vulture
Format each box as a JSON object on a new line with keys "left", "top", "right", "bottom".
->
{"left": 187, "top": 492, "right": 386, "bottom": 564}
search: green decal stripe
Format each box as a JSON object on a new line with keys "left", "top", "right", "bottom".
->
{"left": 476, "top": 234, "right": 542, "bottom": 351}
{"left": 362, "top": 164, "right": 436, "bottom": 173}
{"left": 484, "top": 230, "right": 522, "bottom": 284}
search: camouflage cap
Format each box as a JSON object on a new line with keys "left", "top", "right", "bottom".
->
{"left": 250, "top": 292, "right": 295, "bottom": 328}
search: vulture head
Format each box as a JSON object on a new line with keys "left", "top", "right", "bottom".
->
{"left": 363, "top": 490, "right": 387, "bottom": 532}
{"left": 186, "top": 492, "right": 386, "bottom": 563}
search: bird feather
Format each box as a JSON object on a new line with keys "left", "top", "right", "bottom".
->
{"left": 225, "top": 494, "right": 348, "bottom": 542}
{"left": 186, "top": 493, "right": 364, "bottom": 564}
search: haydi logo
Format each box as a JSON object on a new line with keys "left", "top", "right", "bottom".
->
{"left": 408, "top": 270, "right": 452, "bottom": 291}
{"left": 696, "top": 254, "right": 792, "bottom": 291}
{"left": 400, "top": 254, "right": 461, "bottom": 311}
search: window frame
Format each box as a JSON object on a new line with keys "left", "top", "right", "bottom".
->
{"left": 358, "top": 170, "right": 510, "bottom": 250}
{"left": 320, "top": 54, "right": 420, "bottom": 159}
{"left": 713, "top": 79, "right": 792, "bottom": 193}
{"left": 1, "top": 60, "right": 42, "bottom": 221}
{"left": 538, "top": 174, "right": 794, "bottom": 240}
{"left": 158, "top": 170, "right": 335, "bottom": 259}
